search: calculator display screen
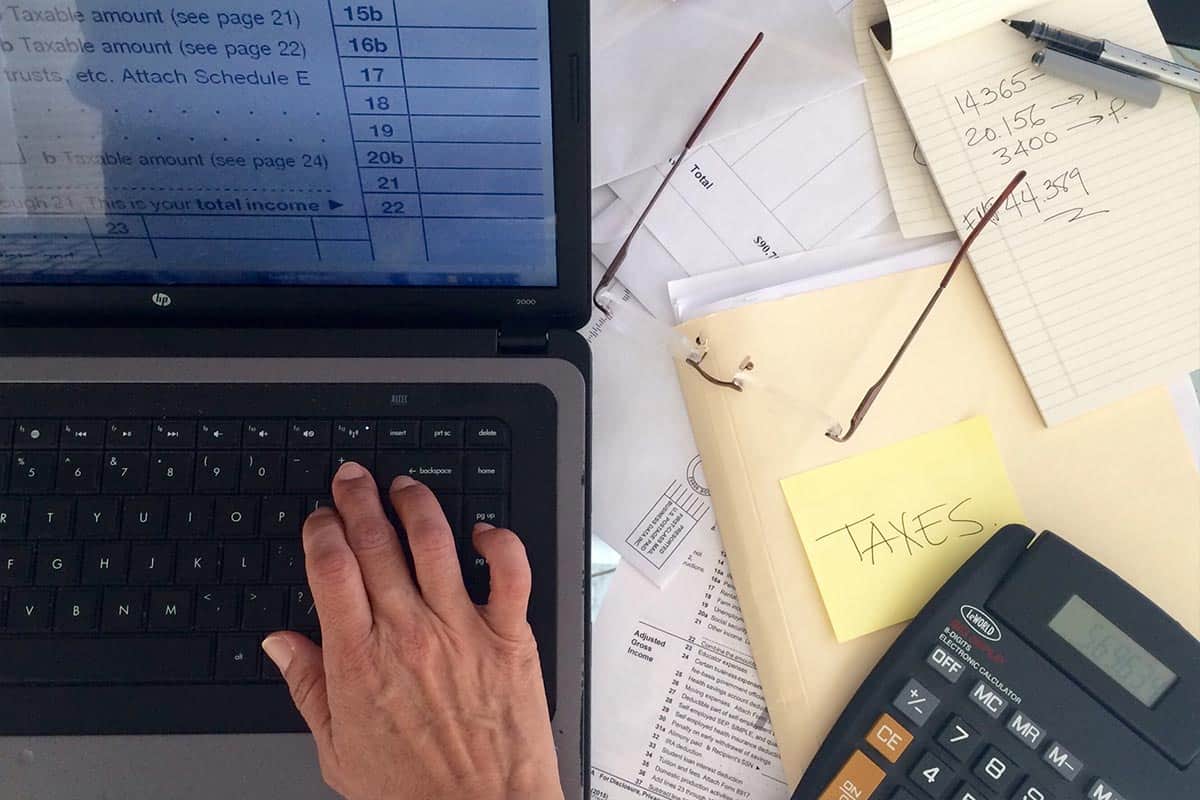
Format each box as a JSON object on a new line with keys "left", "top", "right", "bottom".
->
{"left": 1050, "top": 595, "right": 1177, "bottom": 706}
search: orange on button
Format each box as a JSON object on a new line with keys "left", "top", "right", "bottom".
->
{"left": 866, "top": 713, "right": 914, "bottom": 763}
{"left": 818, "top": 750, "right": 885, "bottom": 800}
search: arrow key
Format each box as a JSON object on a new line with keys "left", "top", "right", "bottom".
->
{"left": 216, "top": 634, "right": 261, "bottom": 680}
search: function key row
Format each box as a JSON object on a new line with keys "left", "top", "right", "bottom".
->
{"left": 0, "top": 419, "right": 511, "bottom": 451}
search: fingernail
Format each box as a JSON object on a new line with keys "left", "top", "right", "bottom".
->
{"left": 262, "top": 635, "right": 295, "bottom": 673}
{"left": 473, "top": 522, "right": 496, "bottom": 533}
{"left": 335, "top": 461, "right": 367, "bottom": 481}
{"left": 391, "top": 475, "right": 417, "bottom": 491}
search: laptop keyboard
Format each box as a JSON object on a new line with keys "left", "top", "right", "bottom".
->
{"left": 0, "top": 417, "right": 510, "bottom": 685}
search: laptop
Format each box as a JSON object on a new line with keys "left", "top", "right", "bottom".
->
{"left": 0, "top": 1, "right": 589, "bottom": 797}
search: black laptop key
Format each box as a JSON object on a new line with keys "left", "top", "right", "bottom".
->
{"left": 244, "top": 420, "right": 285, "bottom": 448}
{"left": 0, "top": 545, "right": 32, "bottom": 586}
{"left": 216, "top": 635, "right": 261, "bottom": 680}
{"left": 214, "top": 497, "right": 259, "bottom": 539}
{"left": 54, "top": 588, "right": 100, "bottom": 632}
{"left": 333, "top": 450, "right": 375, "bottom": 474}
{"left": 465, "top": 453, "right": 508, "bottom": 491}
{"left": 240, "top": 452, "right": 285, "bottom": 494}
{"left": 464, "top": 495, "right": 508, "bottom": 530}
{"left": 101, "top": 588, "right": 146, "bottom": 631}
{"left": 466, "top": 420, "right": 510, "bottom": 448}
{"left": 122, "top": 497, "right": 166, "bottom": 538}
{"left": 379, "top": 421, "right": 418, "bottom": 448}
{"left": 107, "top": 420, "right": 150, "bottom": 449}
{"left": 422, "top": 420, "right": 463, "bottom": 449}
{"left": 196, "top": 587, "right": 240, "bottom": 630}
{"left": 82, "top": 542, "right": 130, "bottom": 585}
{"left": 177, "top": 543, "right": 220, "bottom": 584}
{"left": 28, "top": 497, "right": 73, "bottom": 539}
{"left": 438, "top": 494, "right": 462, "bottom": 538}
{"left": 149, "top": 452, "right": 195, "bottom": 493}
{"left": 0, "top": 453, "right": 8, "bottom": 492}
{"left": 376, "top": 452, "right": 462, "bottom": 490}
{"left": 149, "top": 589, "right": 193, "bottom": 630}
{"left": 75, "top": 497, "right": 120, "bottom": 538}
{"left": 196, "top": 453, "right": 240, "bottom": 493}
{"left": 14, "top": 421, "right": 59, "bottom": 449}
{"left": 36, "top": 544, "right": 81, "bottom": 585}
{"left": 0, "top": 498, "right": 27, "bottom": 540}
{"left": 153, "top": 420, "right": 197, "bottom": 448}
{"left": 305, "top": 496, "right": 334, "bottom": 515}
{"left": 7, "top": 589, "right": 52, "bottom": 630}
{"left": 61, "top": 420, "right": 105, "bottom": 449}
{"left": 289, "top": 586, "right": 318, "bottom": 630}
{"left": 333, "top": 420, "right": 376, "bottom": 447}
{"left": 261, "top": 496, "right": 303, "bottom": 537}
{"left": 0, "top": 420, "right": 11, "bottom": 447}
{"left": 130, "top": 543, "right": 175, "bottom": 585}
{"left": 269, "top": 541, "right": 305, "bottom": 583}
{"left": 168, "top": 496, "right": 213, "bottom": 538}
{"left": 198, "top": 421, "right": 241, "bottom": 449}
{"left": 0, "top": 637, "right": 213, "bottom": 683}
{"left": 57, "top": 452, "right": 102, "bottom": 493}
{"left": 104, "top": 452, "right": 149, "bottom": 493}
{"left": 223, "top": 542, "right": 264, "bottom": 583}
{"left": 11, "top": 452, "right": 56, "bottom": 492}
{"left": 460, "top": 552, "right": 490, "bottom": 605}
{"left": 287, "top": 453, "right": 330, "bottom": 493}
{"left": 242, "top": 587, "right": 285, "bottom": 630}
{"left": 289, "top": 420, "right": 331, "bottom": 449}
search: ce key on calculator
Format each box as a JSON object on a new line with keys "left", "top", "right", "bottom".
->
{"left": 792, "top": 525, "right": 1200, "bottom": 800}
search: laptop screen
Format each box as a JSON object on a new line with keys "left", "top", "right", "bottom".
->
{"left": 0, "top": 1, "right": 558, "bottom": 287}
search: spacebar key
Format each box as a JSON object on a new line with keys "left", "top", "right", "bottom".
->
{"left": 0, "top": 637, "right": 214, "bottom": 683}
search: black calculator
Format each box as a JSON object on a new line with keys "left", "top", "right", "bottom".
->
{"left": 792, "top": 524, "right": 1199, "bottom": 800}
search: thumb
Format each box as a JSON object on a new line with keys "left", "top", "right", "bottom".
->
{"left": 263, "top": 632, "right": 333, "bottom": 747}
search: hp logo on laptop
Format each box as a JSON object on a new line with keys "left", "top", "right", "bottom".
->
{"left": 151, "top": 292, "right": 173, "bottom": 308}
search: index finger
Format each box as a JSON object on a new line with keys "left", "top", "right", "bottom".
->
{"left": 303, "top": 508, "right": 374, "bottom": 647}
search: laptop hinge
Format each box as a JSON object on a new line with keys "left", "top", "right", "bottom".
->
{"left": 496, "top": 324, "right": 550, "bottom": 355}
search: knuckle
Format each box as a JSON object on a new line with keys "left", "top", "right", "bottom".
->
{"left": 287, "top": 668, "right": 322, "bottom": 712}
{"left": 306, "top": 548, "right": 358, "bottom": 584}
{"left": 349, "top": 521, "right": 398, "bottom": 552}
{"left": 302, "top": 509, "right": 343, "bottom": 539}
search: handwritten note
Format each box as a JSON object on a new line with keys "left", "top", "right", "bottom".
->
{"left": 876, "top": 0, "right": 1200, "bottom": 425}
{"left": 780, "top": 418, "right": 1024, "bottom": 642}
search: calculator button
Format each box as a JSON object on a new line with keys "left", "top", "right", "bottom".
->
{"left": 937, "top": 715, "right": 983, "bottom": 763}
{"left": 893, "top": 678, "right": 940, "bottom": 727}
{"left": 974, "top": 747, "right": 1020, "bottom": 795}
{"left": 1041, "top": 742, "right": 1083, "bottom": 782}
{"left": 1012, "top": 778, "right": 1054, "bottom": 800}
{"left": 866, "top": 713, "right": 913, "bottom": 763}
{"left": 818, "top": 750, "right": 885, "bottom": 800}
{"left": 1005, "top": 711, "right": 1046, "bottom": 749}
{"left": 949, "top": 784, "right": 986, "bottom": 800}
{"left": 1085, "top": 779, "right": 1125, "bottom": 800}
{"left": 926, "top": 645, "right": 967, "bottom": 683}
{"left": 909, "top": 751, "right": 955, "bottom": 799}
{"left": 968, "top": 680, "right": 1009, "bottom": 718}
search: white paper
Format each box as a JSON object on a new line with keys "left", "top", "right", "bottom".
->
{"left": 605, "top": 85, "right": 896, "bottom": 301}
{"left": 586, "top": 262, "right": 715, "bottom": 585}
{"left": 592, "top": 0, "right": 863, "bottom": 186}
{"left": 592, "top": 194, "right": 689, "bottom": 321}
{"left": 670, "top": 231, "right": 959, "bottom": 322}
{"left": 590, "top": 524, "right": 790, "bottom": 800}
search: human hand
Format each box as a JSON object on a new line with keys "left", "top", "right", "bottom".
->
{"left": 261, "top": 462, "right": 563, "bottom": 800}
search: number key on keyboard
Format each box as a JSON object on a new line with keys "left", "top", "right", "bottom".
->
{"left": 11, "top": 452, "right": 56, "bottom": 492}
{"left": 149, "top": 453, "right": 195, "bottom": 494}
{"left": 104, "top": 452, "right": 149, "bottom": 493}
{"left": 287, "top": 453, "right": 330, "bottom": 493}
{"left": 196, "top": 453, "right": 240, "bottom": 493}
{"left": 57, "top": 452, "right": 102, "bottom": 493}
{"left": 241, "top": 452, "right": 285, "bottom": 493}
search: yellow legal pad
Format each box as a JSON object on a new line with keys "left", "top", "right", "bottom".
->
{"left": 781, "top": 417, "right": 1024, "bottom": 642}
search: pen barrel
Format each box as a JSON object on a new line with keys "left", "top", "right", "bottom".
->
{"left": 1031, "top": 21, "right": 1104, "bottom": 60}
{"left": 1098, "top": 43, "right": 1200, "bottom": 93}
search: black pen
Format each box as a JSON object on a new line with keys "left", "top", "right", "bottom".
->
{"left": 1006, "top": 18, "right": 1200, "bottom": 105}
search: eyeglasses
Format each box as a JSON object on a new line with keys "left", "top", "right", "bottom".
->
{"left": 825, "top": 170, "right": 1027, "bottom": 442}
{"left": 593, "top": 32, "right": 765, "bottom": 315}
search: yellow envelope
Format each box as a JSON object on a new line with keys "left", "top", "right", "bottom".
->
{"left": 781, "top": 418, "right": 1025, "bottom": 642}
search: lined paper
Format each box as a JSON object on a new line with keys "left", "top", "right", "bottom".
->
{"left": 879, "top": 0, "right": 1200, "bottom": 424}
{"left": 853, "top": 0, "right": 954, "bottom": 237}
{"left": 883, "top": 0, "right": 1032, "bottom": 58}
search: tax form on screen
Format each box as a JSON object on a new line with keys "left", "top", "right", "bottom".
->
{"left": 0, "top": 1, "right": 558, "bottom": 286}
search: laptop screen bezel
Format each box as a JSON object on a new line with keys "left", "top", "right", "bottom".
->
{"left": 0, "top": 0, "right": 590, "bottom": 331}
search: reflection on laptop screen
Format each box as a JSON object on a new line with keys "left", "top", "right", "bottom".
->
{"left": 0, "top": 1, "right": 557, "bottom": 287}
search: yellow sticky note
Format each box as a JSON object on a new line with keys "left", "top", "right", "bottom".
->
{"left": 780, "top": 417, "right": 1024, "bottom": 642}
